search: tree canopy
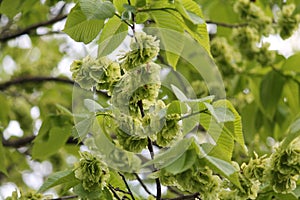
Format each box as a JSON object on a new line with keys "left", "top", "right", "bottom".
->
{"left": 1, "top": 0, "right": 300, "bottom": 199}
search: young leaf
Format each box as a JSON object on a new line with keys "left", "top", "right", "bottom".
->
{"left": 84, "top": 99, "right": 104, "bottom": 112}
{"left": 174, "top": 1, "right": 204, "bottom": 25}
{"left": 98, "top": 16, "right": 128, "bottom": 57}
{"left": 38, "top": 170, "right": 79, "bottom": 193}
{"left": 143, "top": 138, "right": 195, "bottom": 169}
{"left": 73, "top": 114, "right": 95, "bottom": 139}
{"left": 202, "top": 156, "right": 241, "bottom": 188}
{"left": 174, "top": 0, "right": 211, "bottom": 55}
{"left": 167, "top": 100, "right": 187, "bottom": 115}
{"left": 281, "top": 117, "right": 300, "bottom": 149}
{"left": 63, "top": 4, "right": 104, "bottom": 44}
{"left": 171, "top": 84, "right": 188, "bottom": 101}
{"left": 149, "top": 10, "right": 184, "bottom": 69}
{"left": 73, "top": 183, "right": 103, "bottom": 199}
{"left": 164, "top": 149, "right": 197, "bottom": 175}
{"left": 203, "top": 155, "right": 237, "bottom": 176}
{"left": 79, "top": 0, "right": 115, "bottom": 20}
{"left": 113, "top": 0, "right": 128, "bottom": 13}
{"left": 213, "top": 100, "right": 247, "bottom": 154}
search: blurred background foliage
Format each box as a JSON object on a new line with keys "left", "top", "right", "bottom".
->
{"left": 0, "top": 0, "right": 300, "bottom": 199}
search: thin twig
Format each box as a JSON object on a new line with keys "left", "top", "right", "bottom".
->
{"left": 2, "top": 135, "right": 35, "bottom": 148}
{"left": 108, "top": 184, "right": 122, "bottom": 200}
{"left": 179, "top": 109, "right": 209, "bottom": 120}
{"left": 163, "top": 192, "right": 200, "bottom": 200}
{"left": 206, "top": 20, "right": 248, "bottom": 28}
{"left": 118, "top": 172, "right": 136, "bottom": 200}
{"left": 2, "top": 135, "right": 82, "bottom": 148}
{"left": 0, "top": 76, "right": 74, "bottom": 91}
{"left": 114, "top": 13, "right": 134, "bottom": 29}
{"left": 51, "top": 195, "right": 78, "bottom": 200}
{"left": 0, "top": 14, "right": 67, "bottom": 42}
{"left": 137, "top": 100, "right": 161, "bottom": 200}
{"left": 167, "top": 186, "right": 183, "bottom": 196}
{"left": 134, "top": 173, "right": 156, "bottom": 197}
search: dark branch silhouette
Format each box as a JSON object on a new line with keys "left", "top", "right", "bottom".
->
{"left": 0, "top": 14, "right": 67, "bottom": 42}
{"left": 206, "top": 20, "right": 248, "bottom": 28}
{"left": 2, "top": 135, "right": 81, "bottom": 148}
{"left": 0, "top": 76, "right": 74, "bottom": 90}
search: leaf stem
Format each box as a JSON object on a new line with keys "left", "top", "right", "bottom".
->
{"left": 118, "top": 172, "right": 136, "bottom": 200}
{"left": 114, "top": 13, "right": 134, "bottom": 29}
{"left": 108, "top": 184, "right": 122, "bottom": 200}
{"left": 137, "top": 100, "right": 161, "bottom": 199}
{"left": 134, "top": 173, "right": 156, "bottom": 197}
{"left": 179, "top": 109, "right": 209, "bottom": 120}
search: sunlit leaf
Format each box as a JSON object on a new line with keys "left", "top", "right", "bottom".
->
{"left": 38, "top": 170, "right": 79, "bottom": 193}
{"left": 63, "top": 4, "right": 104, "bottom": 44}
{"left": 79, "top": 0, "right": 115, "bottom": 20}
{"left": 98, "top": 16, "right": 128, "bottom": 57}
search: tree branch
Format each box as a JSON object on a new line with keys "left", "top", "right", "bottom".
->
{"left": 163, "top": 192, "right": 200, "bottom": 200}
{"left": 206, "top": 20, "right": 248, "bottom": 28}
{"left": 0, "top": 14, "right": 67, "bottom": 42}
{"left": 51, "top": 195, "right": 78, "bottom": 200}
{"left": 0, "top": 76, "right": 74, "bottom": 91}
{"left": 2, "top": 135, "right": 81, "bottom": 148}
{"left": 137, "top": 100, "right": 161, "bottom": 200}
{"left": 134, "top": 173, "right": 156, "bottom": 197}
{"left": 108, "top": 184, "right": 122, "bottom": 200}
{"left": 118, "top": 172, "right": 136, "bottom": 200}
{"left": 2, "top": 135, "right": 35, "bottom": 148}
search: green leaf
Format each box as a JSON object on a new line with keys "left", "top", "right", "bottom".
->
{"left": 32, "top": 115, "right": 73, "bottom": 160}
{"left": 99, "top": 187, "right": 113, "bottom": 200}
{"left": 84, "top": 99, "right": 104, "bottom": 112}
{"left": 0, "top": 137, "right": 8, "bottom": 176}
{"left": 199, "top": 99, "right": 247, "bottom": 162}
{"left": 38, "top": 170, "right": 79, "bottom": 193}
{"left": 213, "top": 100, "right": 247, "bottom": 154}
{"left": 63, "top": 4, "right": 104, "bottom": 44}
{"left": 281, "top": 117, "right": 300, "bottom": 149}
{"left": 175, "top": 1, "right": 204, "bottom": 25}
{"left": 164, "top": 149, "right": 197, "bottom": 174}
{"left": 180, "top": 0, "right": 211, "bottom": 55}
{"left": 203, "top": 156, "right": 237, "bottom": 176}
{"left": 167, "top": 100, "right": 187, "bottom": 115}
{"left": 282, "top": 53, "right": 300, "bottom": 73}
{"left": 113, "top": 0, "right": 128, "bottom": 13}
{"left": 108, "top": 171, "right": 126, "bottom": 190}
{"left": 73, "top": 183, "right": 102, "bottom": 199}
{"left": 73, "top": 114, "right": 95, "bottom": 139}
{"left": 98, "top": 16, "right": 128, "bottom": 57}
{"left": 143, "top": 138, "right": 195, "bottom": 168}
{"left": 203, "top": 102, "right": 235, "bottom": 123}
{"left": 202, "top": 155, "right": 241, "bottom": 188}
{"left": 0, "top": 0, "right": 37, "bottom": 18}
{"left": 79, "top": 0, "right": 115, "bottom": 20}
{"left": 260, "top": 70, "right": 285, "bottom": 120}
{"left": 135, "top": 12, "right": 150, "bottom": 24}
{"left": 171, "top": 84, "right": 188, "bottom": 101}
{"left": 149, "top": 10, "right": 184, "bottom": 69}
